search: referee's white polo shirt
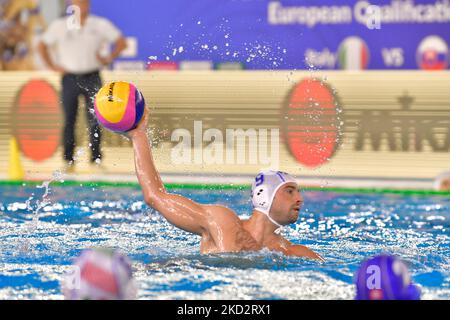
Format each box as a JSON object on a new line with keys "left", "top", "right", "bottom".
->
{"left": 41, "top": 15, "right": 122, "bottom": 74}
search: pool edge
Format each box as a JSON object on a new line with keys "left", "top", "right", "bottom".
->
{"left": 1, "top": 180, "right": 449, "bottom": 197}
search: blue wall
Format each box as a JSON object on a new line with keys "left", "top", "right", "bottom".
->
{"left": 91, "top": 0, "right": 450, "bottom": 70}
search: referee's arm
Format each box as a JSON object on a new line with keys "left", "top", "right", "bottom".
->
{"left": 97, "top": 36, "right": 127, "bottom": 66}
{"left": 37, "top": 41, "right": 65, "bottom": 73}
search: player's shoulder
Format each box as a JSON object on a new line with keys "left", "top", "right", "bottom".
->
{"left": 202, "top": 204, "right": 241, "bottom": 222}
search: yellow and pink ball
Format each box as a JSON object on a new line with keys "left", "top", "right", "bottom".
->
{"left": 94, "top": 81, "right": 145, "bottom": 133}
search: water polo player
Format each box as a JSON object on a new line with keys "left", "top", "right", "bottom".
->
{"left": 127, "top": 108, "right": 322, "bottom": 260}
{"left": 93, "top": 81, "right": 321, "bottom": 260}
{"left": 434, "top": 172, "right": 450, "bottom": 191}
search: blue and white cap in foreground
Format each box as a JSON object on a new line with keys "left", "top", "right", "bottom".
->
{"left": 355, "top": 255, "right": 421, "bottom": 300}
{"left": 251, "top": 170, "right": 298, "bottom": 228}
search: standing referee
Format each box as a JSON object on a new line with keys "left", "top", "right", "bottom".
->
{"left": 38, "top": 0, "right": 126, "bottom": 171}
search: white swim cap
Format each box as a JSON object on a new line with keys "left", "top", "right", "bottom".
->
{"left": 251, "top": 170, "right": 298, "bottom": 227}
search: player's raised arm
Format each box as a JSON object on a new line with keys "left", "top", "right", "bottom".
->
{"left": 128, "top": 109, "right": 210, "bottom": 235}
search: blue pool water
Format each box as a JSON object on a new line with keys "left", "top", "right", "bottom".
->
{"left": 0, "top": 184, "right": 449, "bottom": 299}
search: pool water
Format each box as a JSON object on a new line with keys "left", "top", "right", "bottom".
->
{"left": 0, "top": 184, "right": 449, "bottom": 299}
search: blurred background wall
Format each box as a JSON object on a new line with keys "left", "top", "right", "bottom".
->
{"left": 0, "top": 1, "right": 449, "bottom": 187}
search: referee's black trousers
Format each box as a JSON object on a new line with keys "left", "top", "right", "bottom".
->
{"left": 61, "top": 71, "right": 102, "bottom": 163}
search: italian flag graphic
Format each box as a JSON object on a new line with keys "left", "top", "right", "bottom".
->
{"left": 338, "top": 36, "right": 369, "bottom": 70}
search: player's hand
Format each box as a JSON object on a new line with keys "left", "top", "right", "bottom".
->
{"left": 127, "top": 106, "right": 150, "bottom": 139}
{"left": 315, "top": 252, "right": 326, "bottom": 263}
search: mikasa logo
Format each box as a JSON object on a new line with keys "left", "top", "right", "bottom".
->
{"left": 108, "top": 83, "right": 115, "bottom": 102}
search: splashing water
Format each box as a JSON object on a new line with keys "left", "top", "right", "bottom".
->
{"left": 0, "top": 186, "right": 449, "bottom": 299}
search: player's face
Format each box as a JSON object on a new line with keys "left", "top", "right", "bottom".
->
{"left": 72, "top": 0, "right": 90, "bottom": 16}
{"left": 270, "top": 183, "right": 303, "bottom": 225}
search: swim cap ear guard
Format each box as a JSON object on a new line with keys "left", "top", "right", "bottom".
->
{"left": 252, "top": 185, "right": 270, "bottom": 211}
{"left": 251, "top": 170, "right": 298, "bottom": 228}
